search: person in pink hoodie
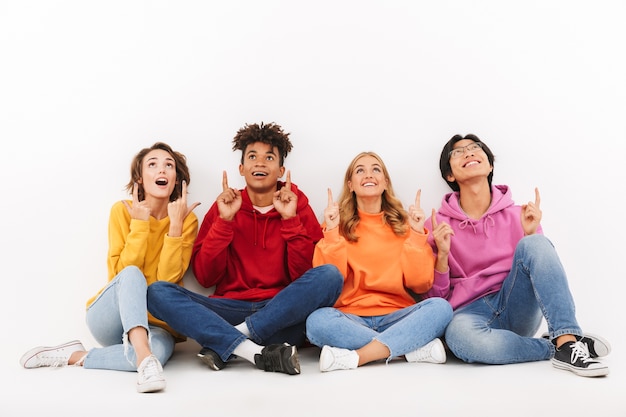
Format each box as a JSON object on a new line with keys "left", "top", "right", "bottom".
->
{"left": 424, "top": 134, "right": 610, "bottom": 377}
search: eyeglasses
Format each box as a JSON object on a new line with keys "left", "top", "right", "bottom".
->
{"left": 449, "top": 142, "right": 483, "bottom": 159}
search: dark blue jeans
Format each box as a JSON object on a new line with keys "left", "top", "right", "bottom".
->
{"left": 147, "top": 264, "right": 343, "bottom": 362}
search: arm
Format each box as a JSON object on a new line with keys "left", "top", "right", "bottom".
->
{"left": 156, "top": 212, "right": 198, "bottom": 283}
{"left": 401, "top": 229, "right": 435, "bottom": 294}
{"left": 107, "top": 201, "right": 150, "bottom": 279}
{"left": 191, "top": 204, "right": 233, "bottom": 288}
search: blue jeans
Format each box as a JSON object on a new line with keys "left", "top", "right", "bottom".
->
{"left": 84, "top": 266, "right": 175, "bottom": 371}
{"left": 147, "top": 264, "right": 344, "bottom": 362}
{"left": 445, "top": 234, "right": 582, "bottom": 364}
{"left": 306, "top": 297, "right": 453, "bottom": 360}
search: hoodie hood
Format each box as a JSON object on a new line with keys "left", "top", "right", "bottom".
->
{"left": 438, "top": 184, "right": 514, "bottom": 236}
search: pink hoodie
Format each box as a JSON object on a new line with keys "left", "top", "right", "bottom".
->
{"left": 424, "top": 185, "right": 542, "bottom": 310}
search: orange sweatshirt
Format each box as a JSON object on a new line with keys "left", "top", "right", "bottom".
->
{"left": 313, "top": 210, "right": 434, "bottom": 316}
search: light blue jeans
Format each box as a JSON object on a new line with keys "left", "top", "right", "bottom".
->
{"left": 84, "top": 266, "right": 175, "bottom": 371}
{"left": 306, "top": 297, "right": 453, "bottom": 361}
{"left": 445, "top": 234, "right": 582, "bottom": 364}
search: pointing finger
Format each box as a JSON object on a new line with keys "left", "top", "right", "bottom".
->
{"left": 132, "top": 182, "right": 139, "bottom": 204}
{"left": 534, "top": 187, "right": 541, "bottom": 208}
{"left": 181, "top": 180, "right": 187, "bottom": 201}
{"left": 327, "top": 188, "right": 334, "bottom": 208}
{"left": 431, "top": 208, "right": 438, "bottom": 229}
{"left": 415, "top": 189, "right": 421, "bottom": 209}
{"left": 222, "top": 171, "right": 229, "bottom": 191}
{"left": 285, "top": 170, "right": 292, "bottom": 191}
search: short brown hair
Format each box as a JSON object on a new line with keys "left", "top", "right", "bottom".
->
{"left": 125, "top": 142, "right": 191, "bottom": 202}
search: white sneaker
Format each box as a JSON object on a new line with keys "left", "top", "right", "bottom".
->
{"left": 405, "top": 338, "right": 447, "bottom": 364}
{"left": 319, "top": 345, "right": 359, "bottom": 372}
{"left": 137, "top": 355, "right": 166, "bottom": 393}
{"left": 19, "top": 340, "right": 85, "bottom": 368}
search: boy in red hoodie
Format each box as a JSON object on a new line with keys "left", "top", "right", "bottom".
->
{"left": 148, "top": 122, "right": 343, "bottom": 375}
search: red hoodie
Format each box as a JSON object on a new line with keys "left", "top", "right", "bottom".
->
{"left": 191, "top": 181, "right": 323, "bottom": 301}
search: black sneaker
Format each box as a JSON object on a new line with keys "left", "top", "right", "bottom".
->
{"left": 551, "top": 341, "right": 609, "bottom": 377}
{"left": 197, "top": 348, "right": 226, "bottom": 370}
{"left": 541, "top": 332, "right": 611, "bottom": 358}
{"left": 254, "top": 343, "right": 300, "bottom": 375}
{"left": 579, "top": 334, "right": 611, "bottom": 358}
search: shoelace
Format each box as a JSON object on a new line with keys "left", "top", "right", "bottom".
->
{"left": 139, "top": 357, "right": 162, "bottom": 381}
{"left": 569, "top": 341, "right": 594, "bottom": 364}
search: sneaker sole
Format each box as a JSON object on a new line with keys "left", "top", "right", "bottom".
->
{"left": 19, "top": 340, "right": 84, "bottom": 368}
{"left": 197, "top": 351, "right": 226, "bottom": 371}
{"left": 281, "top": 345, "right": 301, "bottom": 375}
{"left": 137, "top": 379, "right": 166, "bottom": 393}
{"left": 551, "top": 358, "right": 609, "bottom": 377}
{"left": 582, "top": 333, "right": 611, "bottom": 358}
{"left": 541, "top": 332, "right": 611, "bottom": 358}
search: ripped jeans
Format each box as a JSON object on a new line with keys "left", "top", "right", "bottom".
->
{"left": 83, "top": 266, "right": 175, "bottom": 371}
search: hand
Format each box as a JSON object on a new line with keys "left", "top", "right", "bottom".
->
{"left": 273, "top": 170, "right": 297, "bottom": 219}
{"left": 408, "top": 189, "right": 426, "bottom": 233}
{"left": 431, "top": 209, "right": 453, "bottom": 256}
{"left": 123, "top": 182, "right": 151, "bottom": 221}
{"left": 323, "top": 188, "right": 339, "bottom": 230}
{"left": 521, "top": 187, "right": 542, "bottom": 235}
{"left": 167, "top": 180, "right": 201, "bottom": 223}
{"left": 216, "top": 171, "right": 242, "bottom": 221}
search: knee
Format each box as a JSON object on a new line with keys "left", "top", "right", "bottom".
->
{"left": 119, "top": 266, "right": 146, "bottom": 287}
{"left": 426, "top": 297, "right": 454, "bottom": 321}
{"left": 149, "top": 327, "right": 175, "bottom": 365}
{"left": 147, "top": 281, "right": 172, "bottom": 302}
{"left": 518, "top": 234, "right": 554, "bottom": 255}
{"left": 316, "top": 264, "right": 344, "bottom": 292}
{"left": 306, "top": 307, "right": 332, "bottom": 330}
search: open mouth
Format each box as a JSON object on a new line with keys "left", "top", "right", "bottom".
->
{"left": 252, "top": 171, "right": 268, "bottom": 177}
{"left": 155, "top": 178, "right": 169, "bottom": 186}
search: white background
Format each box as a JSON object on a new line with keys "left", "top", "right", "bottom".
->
{"left": 1, "top": 1, "right": 624, "bottom": 414}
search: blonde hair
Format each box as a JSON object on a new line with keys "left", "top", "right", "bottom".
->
{"left": 337, "top": 151, "right": 408, "bottom": 242}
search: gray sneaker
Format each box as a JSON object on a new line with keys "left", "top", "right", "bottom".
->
{"left": 20, "top": 340, "right": 85, "bottom": 368}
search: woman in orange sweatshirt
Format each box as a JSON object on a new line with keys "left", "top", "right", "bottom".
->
{"left": 306, "top": 151, "right": 452, "bottom": 372}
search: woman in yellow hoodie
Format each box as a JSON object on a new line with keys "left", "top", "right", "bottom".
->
{"left": 19, "top": 142, "right": 199, "bottom": 392}
{"left": 306, "top": 151, "right": 452, "bottom": 372}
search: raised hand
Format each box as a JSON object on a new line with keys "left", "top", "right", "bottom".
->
{"left": 521, "top": 187, "right": 542, "bottom": 235}
{"left": 273, "top": 170, "right": 297, "bottom": 219}
{"left": 167, "top": 180, "right": 201, "bottom": 223}
{"left": 123, "top": 182, "right": 151, "bottom": 221}
{"left": 431, "top": 208, "right": 453, "bottom": 256}
{"left": 217, "top": 171, "right": 242, "bottom": 221}
{"left": 323, "top": 188, "right": 340, "bottom": 230}
{"left": 408, "top": 189, "right": 426, "bottom": 233}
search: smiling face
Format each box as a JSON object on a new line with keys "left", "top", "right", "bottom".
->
{"left": 348, "top": 154, "right": 388, "bottom": 200}
{"left": 238, "top": 141, "right": 285, "bottom": 194}
{"left": 138, "top": 149, "right": 178, "bottom": 201}
{"left": 446, "top": 139, "right": 493, "bottom": 186}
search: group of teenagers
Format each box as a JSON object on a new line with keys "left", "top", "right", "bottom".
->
{"left": 20, "top": 122, "right": 611, "bottom": 393}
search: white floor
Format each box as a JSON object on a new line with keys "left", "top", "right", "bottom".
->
{"left": 4, "top": 333, "right": 623, "bottom": 416}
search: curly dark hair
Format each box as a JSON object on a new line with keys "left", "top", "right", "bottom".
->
{"left": 232, "top": 122, "right": 293, "bottom": 166}
{"left": 125, "top": 142, "right": 191, "bottom": 202}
